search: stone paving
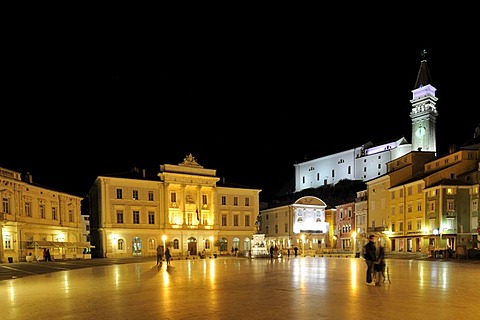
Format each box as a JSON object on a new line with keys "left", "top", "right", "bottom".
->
{"left": 1, "top": 255, "right": 480, "bottom": 319}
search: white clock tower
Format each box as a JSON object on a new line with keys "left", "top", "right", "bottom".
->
{"left": 410, "top": 50, "right": 438, "bottom": 154}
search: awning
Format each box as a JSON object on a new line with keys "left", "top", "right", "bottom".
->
{"left": 72, "top": 242, "right": 95, "bottom": 248}
{"left": 62, "top": 242, "right": 95, "bottom": 248}
{"left": 33, "top": 241, "right": 95, "bottom": 249}
{"left": 31, "top": 241, "right": 95, "bottom": 249}
{"left": 33, "top": 241, "right": 56, "bottom": 248}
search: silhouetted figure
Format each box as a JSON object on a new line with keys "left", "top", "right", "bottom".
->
{"left": 156, "top": 245, "right": 164, "bottom": 266}
{"left": 165, "top": 247, "right": 171, "bottom": 266}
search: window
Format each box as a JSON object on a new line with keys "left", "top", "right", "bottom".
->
{"left": 118, "top": 239, "right": 124, "bottom": 250}
{"left": 173, "top": 239, "right": 180, "bottom": 249}
{"left": 52, "top": 207, "right": 57, "bottom": 220}
{"left": 170, "top": 192, "right": 177, "bottom": 203}
{"left": 40, "top": 205, "right": 46, "bottom": 219}
{"left": 245, "top": 215, "right": 250, "bottom": 227}
{"left": 222, "top": 215, "right": 227, "bottom": 226}
{"left": 202, "top": 194, "right": 208, "bottom": 205}
{"left": 148, "top": 211, "right": 155, "bottom": 224}
{"left": 69, "top": 208, "right": 73, "bottom": 222}
{"left": 133, "top": 211, "right": 140, "bottom": 224}
{"left": 149, "top": 238, "right": 156, "bottom": 250}
{"left": 407, "top": 203, "right": 413, "bottom": 213}
{"left": 399, "top": 222, "right": 404, "bottom": 232}
{"left": 428, "top": 201, "right": 435, "bottom": 212}
{"left": 285, "top": 223, "right": 288, "bottom": 233}
{"left": 233, "top": 215, "right": 239, "bottom": 226}
{"left": 275, "top": 224, "right": 278, "bottom": 233}
{"left": 245, "top": 197, "right": 250, "bottom": 206}
{"left": 408, "top": 186, "right": 412, "bottom": 196}
{"left": 4, "top": 235, "right": 11, "bottom": 249}
{"left": 221, "top": 196, "right": 226, "bottom": 206}
{"left": 25, "top": 202, "right": 32, "bottom": 217}
{"left": 391, "top": 223, "right": 395, "bottom": 232}
{"left": 116, "top": 189, "right": 123, "bottom": 199}
{"left": 133, "top": 190, "right": 139, "bottom": 200}
{"left": 407, "top": 220, "right": 412, "bottom": 231}
{"left": 2, "top": 198, "right": 10, "bottom": 214}
{"left": 417, "top": 201, "right": 422, "bottom": 212}
{"left": 148, "top": 191, "right": 154, "bottom": 201}
{"left": 416, "top": 219, "right": 422, "bottom": 231}
{"left": 446, "top": 218, "right": 455, "bottom": 229}
{"left": 233, "top": 197, "right": 238, "bottom": 206}
{"left": 117, "top": 210, "right": 124, "bottom": 223}
{"left": 447, "top": 199, "right": 455, "bottom": 211}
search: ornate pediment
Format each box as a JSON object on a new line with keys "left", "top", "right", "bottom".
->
{"left": 179, "top": 153, "right": 203, "bottom": 168}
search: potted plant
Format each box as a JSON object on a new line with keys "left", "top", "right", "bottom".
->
{"left": 213, "top": 240, "right": 222, "bottom": 258}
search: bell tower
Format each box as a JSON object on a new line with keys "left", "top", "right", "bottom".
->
{"left": 410, "top": 49, "right": 438, "bottom": 154}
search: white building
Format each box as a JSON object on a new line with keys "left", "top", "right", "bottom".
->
{"left": 294, "top": 52, "right": 438, "bottom": 193}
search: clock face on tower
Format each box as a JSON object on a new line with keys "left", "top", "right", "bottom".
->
{"left": 415, "top": 126, "right": 426, "bottom": 137}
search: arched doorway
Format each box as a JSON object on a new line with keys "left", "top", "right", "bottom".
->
{"left": 132, "top": 237, "right": 142, "bottom": 256}
{"left": 219, "top": 238, "right": 228, "bottom": 253}
{"left": 187, "top": 237, "right": 197, "bottom": 255}
{"left": 243, "top": 237, "right": 251, "bottom": 251}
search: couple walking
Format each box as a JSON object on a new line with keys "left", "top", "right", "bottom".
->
{"left": 364, "top": 234, "right": 386, "bottom": 286}
{"left": 156, "top": 245, "right": 172, "bottom": 266}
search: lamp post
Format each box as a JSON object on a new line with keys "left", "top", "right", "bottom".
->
{"left": 210, "top": 236, "right": 214, "bottom": 258}
{"left": 301, "top": 234, "right": 305, "bottom": 257}
{"left": 351, "top": 231, "right": 357, "bottom": 258}
{"left": 162, "top": 235, "right": 167, "bottom": 249}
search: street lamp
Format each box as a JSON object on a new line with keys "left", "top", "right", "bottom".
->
{"left": 162, "top": 235, "right": 167, "bottom": 249}
{"left": 301, "top": 234, "right": 305, "bottom": 257}
{"left": 210, "top": 236, "right": 214, "bottom": 258}
{"left": 351, "top": 231, "right": 357, "bottom": 258}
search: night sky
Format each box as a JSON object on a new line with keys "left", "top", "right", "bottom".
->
{"left": 3, "top": 17, "right": 479, "bottom": 198}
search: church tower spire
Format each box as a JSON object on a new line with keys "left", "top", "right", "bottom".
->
{"left": 410, "top": 49, "right": 438, "bottom": 154}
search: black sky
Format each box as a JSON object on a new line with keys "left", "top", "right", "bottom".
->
{"left": 3, "top": 16, "right": 480, "bottom": 198}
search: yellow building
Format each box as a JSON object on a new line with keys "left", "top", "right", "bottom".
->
{"left": 86, "top": 154, "right": 261, "bottom": 258}
{"left": 0, "top": 167, "right": 86, "bottom": 263}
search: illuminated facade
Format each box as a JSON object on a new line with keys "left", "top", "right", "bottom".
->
{"left": 0, "top": 167, "right": 86, "bottom": 263}
{"left": 289, "top": 51, "right": 479, "bottom": 256}
{"left": 87, "top": 154, "right": 260, "bottom": 258}
{"left": 260, "top": 196, "right": 331, "bottom": 254}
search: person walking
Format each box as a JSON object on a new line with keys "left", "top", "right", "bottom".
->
{"left": 269, "top": 245, "right": 274, "bottom": 259}
{"left": 294, "top": 246, "right": 298, "bottom": 257}
{"left": 363, "top": 234, "right": 377, "bottom": 285}
{"left": 374, "top": 244, "right": 387, "bottom": 286}
{"left": 165, "top": 247, "right": 172, "bottom": 266}
{"left": 156, "top": 245, "right": 164, "bottom": 266}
